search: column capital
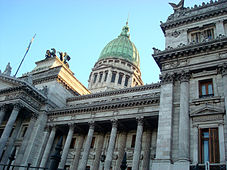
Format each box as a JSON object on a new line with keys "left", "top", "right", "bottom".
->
{"left": 111, "top": 119, "right": 118, "bottom": 128}
{"left": 160, "top": 72, "right": 175, "bottom": 85}
{"left": 218, "top": 63, "right": 227, "bottom": 77}
{"left": 136, "top": 117, "right": 144, "bottom": 126}
{"left": 13, "top": 103, "right": 22, "bottom": 112}
{"left": 68, "top": 123, "right": 75, "bottom": 130}
{"left": 178, "top": 71, "right": 191, "bottom": 83}
{"left": 89, "top": 121, "right": 95, "bottom": 129}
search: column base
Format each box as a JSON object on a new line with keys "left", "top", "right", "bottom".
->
{"left": 152, "top": 159, "right": 172, "bottom": 170}
{"left": 173, "top": 160, "right": 190, "bottom": 170}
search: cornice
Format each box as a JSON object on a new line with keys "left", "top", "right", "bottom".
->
{"left": 161, "top": 0, "right": 227, "bottom": 32}
{"left": 67, "top": 83, "right": 160, "bottom": 102}
{"left": 49, "top": 93, "right": 160, "bottom": 116}
{"left": 153, "top": 35, "right": 227, "bottom": 69}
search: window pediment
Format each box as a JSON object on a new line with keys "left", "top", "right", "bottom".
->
{"left": 190, "top": 104, "right": 224, "bottom": 117}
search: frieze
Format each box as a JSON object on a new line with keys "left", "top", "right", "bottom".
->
{"left": 67, "top": 83, "right": 160, "bottom": 102}
{"left": 191, "top": 96, "right": 222, "bottom": 106}
{"left": 49, "top": 95, "right": 160, "bottom": 116}
{"left": 153, "top": 36, "right": 227, "bottom": 68}
{"left": 192, "top": 114, "right": 223, "bottom": 123}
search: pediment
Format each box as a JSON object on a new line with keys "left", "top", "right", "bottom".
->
{"left": 0, "top": 75, "right": 24, "bottom": 90}
{"left": 190, "top": 104, "right": 224, "bottom": 117}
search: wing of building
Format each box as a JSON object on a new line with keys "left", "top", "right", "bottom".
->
{"left": 0, "top": 0, "right": 227, "bottom": 170}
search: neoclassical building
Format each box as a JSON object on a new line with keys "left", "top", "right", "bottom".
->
{"left": 0, "top": 0, "right": 227, "bottom": 170}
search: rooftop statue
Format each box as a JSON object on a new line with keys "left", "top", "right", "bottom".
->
{"left": 169, "top": 0, "right": 185, "bottom": 12}
{"left": 3, "top": 62, "right": 12, "bottom": 76}
{"left": 45, "top": 48, "right": 56, "bottom": 59}
{"left": 59, "top": 52, "right": 71, "bottom": 67}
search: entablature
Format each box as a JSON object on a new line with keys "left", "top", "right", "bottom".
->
{"left": 153, "top": 35, "right": 227, "bottom": 70}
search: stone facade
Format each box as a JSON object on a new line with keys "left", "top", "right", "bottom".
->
{"left": 0, "top": 1, "right": 227, "bottom": 170}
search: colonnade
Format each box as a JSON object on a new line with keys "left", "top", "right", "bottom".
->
{"left": 40, "top": 117, "right": 149, "bottom": 170}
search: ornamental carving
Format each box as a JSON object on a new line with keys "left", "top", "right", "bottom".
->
{"left": 171, "top": 30, "right": 181, "bottom": 38}
{"left": 111, "top": 119, "right": 118, "bottom": 128}
{"left": 178, "top": 71, "right": 191, "bottom": 82}
{"left": 218, "top": 63, "right": 227, "bottom": 76}
{"left": 159, "top": 73, "right": 175, "bottom": 84}
{"left": 192, "top": 114, "right": 223, "bottom": 123}
{"left": 137, "top": 116, "right": 144, "bottom": 126}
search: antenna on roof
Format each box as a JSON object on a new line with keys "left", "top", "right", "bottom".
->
{"left": 14, "top": 34, "right": 36, "bottom": 77}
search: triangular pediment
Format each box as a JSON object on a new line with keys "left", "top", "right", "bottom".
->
{"left": 190, "top": 104, "right": 224, "bottom": 116}
{"left": 0, "top": 74, "right": 24, "bottom": 90}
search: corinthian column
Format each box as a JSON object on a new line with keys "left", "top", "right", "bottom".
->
{"left": 104, "top": 119, "right": 118, "bottom": 170}
{"left": 132, "top": 117, "right": 144, "bottom": 170}
{"left": 59, "top": 124, "right": 74, "bottom": 169}
{"left": 178, "top": 71, "right": 190, "bottom": 161}
{"left": 0, "top": 104, "right": 21, "bottom": 157}
{"left": 0, "top": 104, "right": 7, "bottom": 126}
{"left": 78, "top": 122, "right": 95, "bottom": 170}
{"left": 40, "top": 126, "right": 56, "bottom": 168}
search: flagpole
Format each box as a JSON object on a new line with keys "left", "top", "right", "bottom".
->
{"left": 14, "top": 33, "right": 36, "bottom": 77}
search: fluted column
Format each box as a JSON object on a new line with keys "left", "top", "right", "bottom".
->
{"left": 0, "top": 104, "right": 7, "bottom": 126}
{"left": 178, "top": 71, "right": 190, "bottom": 161}
{"left": 59, "top": 124, "right": 74, "bottom": 169}
{"left": 0, "top": 104, "right": 21, "bottom": 157}
{"left": 79, "top": 122, "right": 95, "bottom": 170}
{"left": 132, "top": 117, "right": 144, "bottom": 170}
{"left": 70, "top": 135, "right": 85, "bottom": 170}
{"left": 116, "top": 132, "right": 127, "bottom": 169}
{"left": 40, "top": 126, "right": 57, "bottom": 168}
{"left": 142, "top": 131, "right": 152, "bottom": 170}
{"left": 104, "top": 120, "right": 118, "bottom": 170}
{"left": 92, "top": 134, "right": 105, "bottom": 170}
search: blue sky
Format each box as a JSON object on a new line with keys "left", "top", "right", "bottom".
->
{"left": 0, "top": 0, "right": 210, "bottom": 87}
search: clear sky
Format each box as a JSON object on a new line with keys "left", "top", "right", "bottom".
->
{"left": 0, "top": 0, "right": 210, "bottom": 87}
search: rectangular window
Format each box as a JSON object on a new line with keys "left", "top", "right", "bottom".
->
{"left": 127, "top": 167, "right": 132, "bottom": 170}
{"left": 131, "top": 134, "right": 136, "bottom": 148}
{"left": 124, "top": 76, "right": 129, "bottom": 87}
{"left": 70, "top": 137, "right": 76, "bottom": 149}
{"left": 199, "top": 128, "right": 220, "bottom": 163}
{"left": 86, "top": 166, "right": 90, "bottom": 170}
{"left": 21, "top": 126, "right": 27, "bottom": 138}
{"left": 118, "top": 74, "right": 123, "bottom": 84}
{"left": 199, "top": 79, "right": 213, "bottom": 98}
{"left": 93, "top": 74, "right": 98, "bottom": 83}
{"left": 191, "top": 32, "right": 201, "bottom": 43}
{"left": 90, "top": 137, "right": 95, "bottom": 148}
{"left": 203, "top": 29, "right": 214, "bottom": 40}
{"left": 104, "top": 71, "right": 108, "bottom": 82}
{"left": 111, "top": 72, "right": 116, "bottom": 83}
{"left": 99, "top": 72, "right": 103, "bottom": 82}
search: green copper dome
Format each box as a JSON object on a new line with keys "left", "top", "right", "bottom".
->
{"left": 98, "top": 24, "right": 140, "bottom": 68}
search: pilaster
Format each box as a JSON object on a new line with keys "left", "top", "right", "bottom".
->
{"left": 70, "top": 135, "right": 85, "bottom": 170}
{"left": 92, "top": 134, "right": 105, "bottom": 170}
{"left": 116, "top": 132, "right": 127, "bottom": 169}
{"left": 152, "top": 72, "right": 174, "bottom": 170}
